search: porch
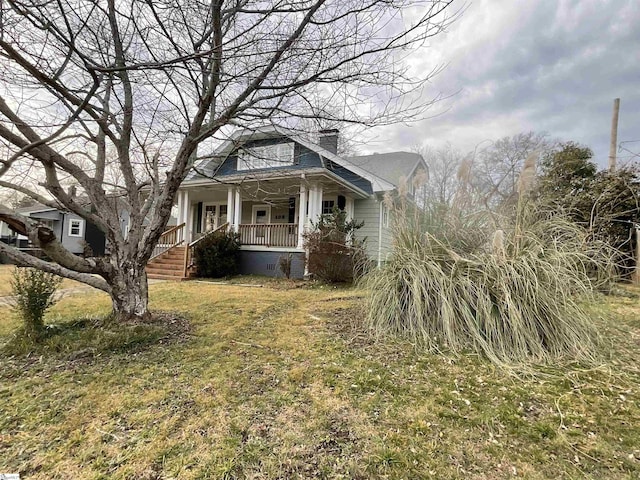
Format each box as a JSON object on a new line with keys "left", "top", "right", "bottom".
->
{"left": 146, "top": 175, "right": 367, "bottom": 280}
{"left": 174, "top": 175, "right": 359, "bottom": 250}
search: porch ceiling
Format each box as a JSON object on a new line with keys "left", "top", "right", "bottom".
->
{"left": 182, "top": 173, "right": 369, "bottom": 203}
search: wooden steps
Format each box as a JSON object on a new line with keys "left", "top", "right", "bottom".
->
{"left": 146, "top": 246, "right": 192, "bottom": 280}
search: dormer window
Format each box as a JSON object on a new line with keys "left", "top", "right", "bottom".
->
{"left": 237, "top": 142, "right": 295, "bottom": 171}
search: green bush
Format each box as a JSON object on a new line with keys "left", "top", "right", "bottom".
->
{"left": 11, "top": 268, "right": 63, "bottom": 339}
{"left": 193, "top": 231, "right": 241, "bottom": 278}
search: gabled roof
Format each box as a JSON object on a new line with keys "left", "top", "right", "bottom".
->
{"left": 347, "top": 152, "right": 427, "bottom": 188}
{"left": 184, "top": 126, "right": 397, "bottom": 193}
{"left": 15, "top": 202, "right": 57, "bottom": 214}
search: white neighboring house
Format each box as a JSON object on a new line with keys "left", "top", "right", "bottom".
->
{"left": 149, "top": 126, "right": 427, "bottom": 279}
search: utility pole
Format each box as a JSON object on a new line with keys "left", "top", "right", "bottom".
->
{"left": 608, "top": 98, "right": 620, "bottom": 171}
{"left": 633, "top": 224, "right": 640, "bottom": 286}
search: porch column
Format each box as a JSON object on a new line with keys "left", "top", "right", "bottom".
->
{"left": 345, "top": 196, "right": 355, "bottom": 222}
{"left": 233, "top": 187, "right": 242, "bottom": 232}
{"left": 297, "top": 183, "right": 307, "bottom": 249}
{"left": 345, "top": 196, "right": 355, "bottom": 246}
{"left": 183, "top": 190, "right": 191, "bottom": 243}
{"left": 176, "top": 191, "right": 184, "bottom": 241}
{"left": 308, "top": 183, "right": 323, "bottom": 225}
{"left": 227, "top": 186, "right": 235, "bottom": 230}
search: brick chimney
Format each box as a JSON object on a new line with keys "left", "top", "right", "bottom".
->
{"left": 318, "top": 129, "right": 339, "bottom": 155}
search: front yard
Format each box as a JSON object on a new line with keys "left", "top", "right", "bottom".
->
{"left": 0, "top": 271, "right": 639, "bottom": 479}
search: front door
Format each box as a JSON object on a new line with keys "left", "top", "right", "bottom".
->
{"left": 252, "top": 205, "right": 271, "bottom": 239}
{"left": 202, "top": 203, "right": 228, "bottom": 232}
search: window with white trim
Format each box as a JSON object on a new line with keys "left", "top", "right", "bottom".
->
{"left": 68, "top": 219, "right": 84, "bottom": 237}
{"left": 237, "top": 142, "right": 295, "bottom": 171}
{"left": 382, "top": 205, "right": 389, "bottom": 228}
{"left": 322, "top": 200, "right": 335, "bottom": 215}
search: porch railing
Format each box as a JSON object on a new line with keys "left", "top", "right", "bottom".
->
{"left": 151, "top": 223, "right": 185, "bottom": 259}
{"left": 238, "top": 223, "right": 298, "bottom": 248}
{"left": 183, "top": 222, "right": 229, "bottom": 277}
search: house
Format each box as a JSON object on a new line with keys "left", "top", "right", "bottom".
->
{"left": 0, "top": 220, "right": 17, "bottom": 246}
{"left": 2, "top": 193, "right": 136, "bottom": 259}
{"left": 147, "top": 126, "right": 427, "bottom": 280}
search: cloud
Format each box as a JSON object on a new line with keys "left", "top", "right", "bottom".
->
{"left": 362, "top": 0, "right": 640, "bottom": 167}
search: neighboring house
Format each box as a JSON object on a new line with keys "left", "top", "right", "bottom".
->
{"left": 0, "top": 220, "right": 17, "bottom": 246}
{"left": 150, "top": 126, "right": 427, "bottom": 279}
{"left": 11, "top": 202, "right": 110, "bottom": 256}
{"left": 6, "top": 197, "right": 134, "bottom": 258}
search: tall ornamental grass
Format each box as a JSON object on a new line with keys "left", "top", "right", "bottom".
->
{"left": 361, "top": 159, "right": 618, "bottom": 365}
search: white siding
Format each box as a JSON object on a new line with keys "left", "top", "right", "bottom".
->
{"left": 353, "top": 196, "right": 393, "bottom": 261}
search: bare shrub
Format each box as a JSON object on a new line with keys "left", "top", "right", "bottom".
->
{"left": 360, "top": 159, "right": 619, "bottom": 365}
{"left": 305, "top": 208, "right": 366, "bottom": 283}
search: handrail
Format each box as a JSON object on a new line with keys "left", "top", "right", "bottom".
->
{"left": 183, "top": 222, "right": 229, "bottom": 277}
{"left": 161, "top": 223, "right": 185, "bottom": 237}
{"left": 150, "top": 223, "right": 185, "bottom": 260}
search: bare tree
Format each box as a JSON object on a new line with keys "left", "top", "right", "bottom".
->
{"left": 472, "top": 132, "right": 556, "bottom": 208}
{"left": 0, "top": 0, "right": 458, "bottom": 320}
{"left": 416, "top": 142, "right": 465, "bottom": 206}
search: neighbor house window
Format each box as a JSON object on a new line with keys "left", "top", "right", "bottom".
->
{"left": 237, "top": 142, "right": 295, "bottom": 170}
{"left": 68, "top": 219, "right": 83, "bottom": 237}
{"left": 322, "top": 200, "right": 335, "bottom": 215}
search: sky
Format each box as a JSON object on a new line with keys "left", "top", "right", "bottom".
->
{"left": 358, "top": 0, "right": 640, "bottom": 167}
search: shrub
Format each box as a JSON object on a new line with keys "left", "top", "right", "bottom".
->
{"left": 304, "top": 207, "right": 366, "bottom": 283}
{"left": 278, "top": 253, "right": 293, "bottom": 279}
{"left": 11, "top": 267, "right": 63, "bottom": 339}
{"left": 360, "top": 196, "right": 618, "bottom": 365}
{"left": 193, "top": 231, "right": 241, "bottom": 278}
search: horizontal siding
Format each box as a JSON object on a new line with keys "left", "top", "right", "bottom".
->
{"left": 353, "top": 197, "right": 380, "bottom": 259}
{"left": 353, "top": 196, "right": 394, "bottom": 262}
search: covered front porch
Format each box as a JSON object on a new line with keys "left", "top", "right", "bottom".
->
{"left": 175, "top": 174, "right": 362, "bottom": 250}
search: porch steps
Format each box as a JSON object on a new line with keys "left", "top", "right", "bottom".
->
{"left": 146, "top": 246, "right": 192, "bottom": 280}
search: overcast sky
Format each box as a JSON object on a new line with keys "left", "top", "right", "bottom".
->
{"left": 358, "top": 0, "right": 639, "bottom": 167}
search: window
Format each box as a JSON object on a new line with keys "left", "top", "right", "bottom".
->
{"left": 37, "top": 219, "right": 54, "bottom": 230}
{"left": 322, "top": 200, "right": 335, "bottom": 215}
{"left": 237, "top": 142, "right": 294, "bottom": 171}
{"left": 68, "top": 219, "right": 84, "bottom": 237}
{"left": 382, "top": 205, "right": 389, "bottom": 228}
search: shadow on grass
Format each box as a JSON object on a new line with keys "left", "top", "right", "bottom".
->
{"left": 0, "top": 312, "right": 191, "bottom": 377}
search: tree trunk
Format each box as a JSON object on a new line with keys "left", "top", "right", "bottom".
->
{"left": 109, "top": 261, "right": 150, "bottom": 322}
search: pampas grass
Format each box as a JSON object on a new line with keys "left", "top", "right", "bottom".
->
{"left": 361, "top": 158, "right": 618, "bottom": 365}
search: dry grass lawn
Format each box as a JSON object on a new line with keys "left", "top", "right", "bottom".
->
{"left": 0, "top": 264, "right": 87, "bottom": 297}
{"left": 0, "top": 279, "right": 639, "bottom": 479}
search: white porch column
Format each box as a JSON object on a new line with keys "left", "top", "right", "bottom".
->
{"left": 176, "top": 191, "right": 184, "bottom": 241}
{"left": 233, "top": 187, "right": 242, "bottom": 232}
{"left": 308, "top": 183, "right": 323, "bottom": 225}
{"left": 297, "top": 183, "right": 307, "bottom": 249}
{"left": 345, "top": 196, "right": 355, "bottom": 222}
{"left": 306, "top": 184, "right": 313, "bottom": 225}
{"left": 345, "top": 196, "right": 355, "bottom": 246}
{"left": 227, "top": 186, "right": 235, "bottom": 230}
{"left": 316, "top": 185, "right": 324, "bottom": 221}
{"left": 183, "top": 190, "right": 191, "bottom": 243}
